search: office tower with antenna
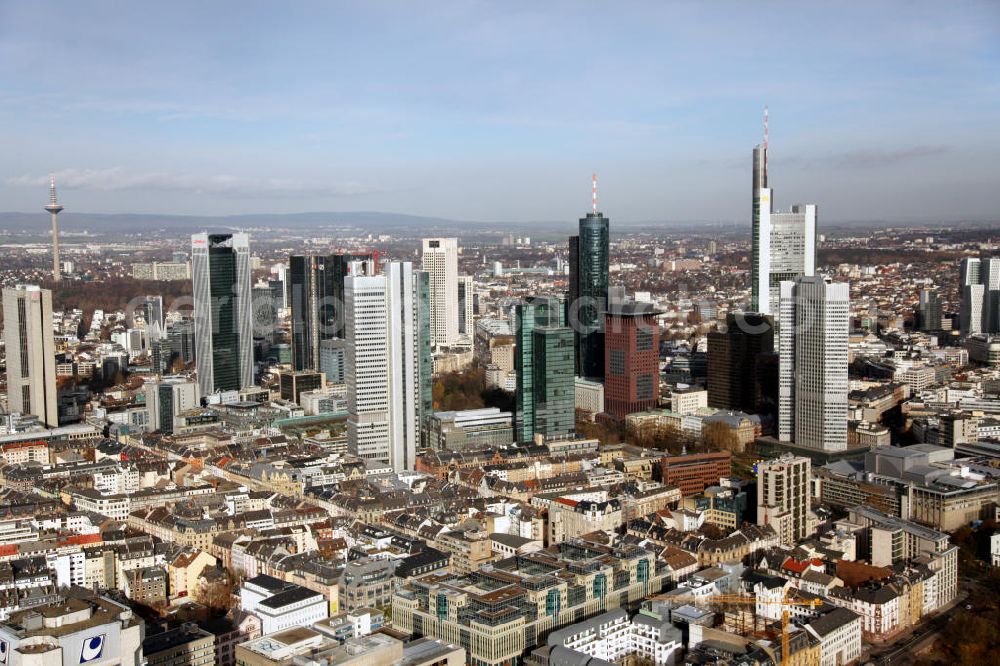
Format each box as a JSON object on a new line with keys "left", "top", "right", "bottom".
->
{"left": 567, "top": 174, "right": 610, "bottom": 379}
{"left": 750, "top": 108, "right": 817, "bottom": 323}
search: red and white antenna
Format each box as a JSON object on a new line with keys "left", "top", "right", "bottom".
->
{"left": 763, "top": 105, "right": 769, "bottom": 151}
{"left": 763, "top": 105, "right": 769, "bottom": 175}
{"left": 592, "top": 173, "right": 598, "bottom": 214}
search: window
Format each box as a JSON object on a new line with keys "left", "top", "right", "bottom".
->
{"left": 636, "top": 328, "right": 654, "bottom": 351}
{"left": 636, "top": 374, "right": 654, "bottom": 400}
{"left": 609, "top": 350, "right": 626, "bottom": 376}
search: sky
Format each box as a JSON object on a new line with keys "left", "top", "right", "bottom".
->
{"left": 1, "top": 1, "right": 998, "bottom": 224}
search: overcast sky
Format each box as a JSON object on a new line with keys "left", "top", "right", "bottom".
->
{"left": 1, "top": 1, "right": 998, "bottom": 223}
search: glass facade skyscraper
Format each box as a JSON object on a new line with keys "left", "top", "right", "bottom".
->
{"left": 191, "top": 233, "right": 253, "bottom": 395}
{"left": 750, "top": 143, "right": 817, "bottom": 321}
{"left": 289, "top": 252, "right": 377, "bottom": 371}
{"left": 516, "top": 296, "right": 574, "bottom": 442}
{"left": 568, "top": 211, "right": 610, "bottom": 379}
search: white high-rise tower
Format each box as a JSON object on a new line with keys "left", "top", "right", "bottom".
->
{"left": 960, "top": 256, "right": 1000, "bottom": 336}
{"left": 44, "top": 175, "right": 64, "bottom": 283}
{"left": 345, "top": 262, "right": 430, "bottom": 472}
{"left": 3, "top": 285, "right": 58, "bottom": 427}
{"left": 778, "top": 276, "right": 849, "bottom": 451}
{"left": 421, "top": 238, "right": 459, "bottom": 347}
{"left": 751, "top": 109, "right": 817, "bottom": 320}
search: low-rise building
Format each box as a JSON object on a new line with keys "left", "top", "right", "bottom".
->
{"left": 143, "top": 623, "right": 216, "bottom": 666}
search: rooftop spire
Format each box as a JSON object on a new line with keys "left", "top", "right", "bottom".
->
{"left": 48, "top": 173, "right": 59, "bottom": 205}
{"left": 592, "top": 173, "right": 598, "bottom": 214}
{"left": 763, "top": 105, "right": 769, "bottom": 151}
{"left": 763, "top": 105, "right": 769, "bottom": 176}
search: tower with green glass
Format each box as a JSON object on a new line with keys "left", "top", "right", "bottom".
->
{"left": 516, "top": 296, "right": 575, "bottom": 443}
{"left": 568, "top": 208, "right": 610, "bottom": 380}
{"left": 415, "top": 270, "right": 434, "bottom": 446}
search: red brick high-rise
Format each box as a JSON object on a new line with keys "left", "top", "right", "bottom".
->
{"left": 603, "top": 302, "right": 663, "bottom": 419}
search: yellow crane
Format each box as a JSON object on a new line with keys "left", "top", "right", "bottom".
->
{"left": 648, "top": 592, "right": 823, "bottom": 666}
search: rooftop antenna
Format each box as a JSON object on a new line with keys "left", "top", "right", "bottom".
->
{"left": 592, "top": 173, "right": 598, "bottom": 214}
{"left": 763, "top": 105, "right": 769, "bottom": 175}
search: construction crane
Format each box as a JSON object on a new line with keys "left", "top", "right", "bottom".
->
{"left": 648, "top": 592, "right": 823, "bottom": 666}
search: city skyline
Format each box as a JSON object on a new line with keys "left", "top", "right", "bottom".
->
{"left": 2, "top": 2, "right": 998, "bottom": 223}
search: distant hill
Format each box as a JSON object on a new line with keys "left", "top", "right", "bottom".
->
{"left": 0, "top": 210, "right": 475, "bottom": 234}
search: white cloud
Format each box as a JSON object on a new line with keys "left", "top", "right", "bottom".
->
{"left": 6, "top": 168, "right": 376, "bottom": 199}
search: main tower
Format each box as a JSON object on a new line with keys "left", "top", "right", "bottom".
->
{"left": 44, "top": 174, "right": 64, "bottom": 283}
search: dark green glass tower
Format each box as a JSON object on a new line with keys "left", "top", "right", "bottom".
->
{"left": 415, "top": 270, "right": 434, "bottom": 445}
{"left": 568, "top": 210, "right": 610, "bottom": 379}
{"left": 516, "top": 296, "right": 574, "bottom": 443}
{"left": 290, "top": 252, "right": 377, "bottom": 371}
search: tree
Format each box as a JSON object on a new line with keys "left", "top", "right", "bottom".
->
{"left": 195, "top": 570, "right": 235, "bottom": 613}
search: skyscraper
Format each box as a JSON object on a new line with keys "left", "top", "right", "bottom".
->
{"left": 289, "top": 253, "right": 377, "bottom": 371}
{"left": 44, "top": 175, "right": 64, "bottom": 283}
{"left": 145, "top": 295, "right": 164, "bottom": 332}
{"left": 145, "top": 295, "right": 166, "bottom": 376}
{"left": 960, "top": 256, "right": 1000, "bottom": 336}
{"left": 707, "top": 313, "right": 774, "bottom": 413}
{"left": 3, "top": 285, "right": 57, "bottom": 427}
{"left": 421, "top": 238, "right": 459, "bottom": 347}
{"left": 567, "top": 175, "right": 610, "bottom": 379}
{"left": 457, "top": 274, "right": 475, "bottom": 342}
{"left": 191, "top": 233, "right": 254, "bottom": 396}
{"left": 146, "top": 376, "right": 199, "bottom": 435}
{"left": 750, "top": 114, "right": 817, "bottom": 320}
{"left": 778, "top": 276, "right": 850, "bottom": 451}
{"left": 917, "top": 289, "right": 943, "bottom": 332}
{"left": 603, "top": 302, "right": 663, "bottom": 419}
{"left": 345, "top": 262, "right": 431, "bottom": 472}
{"left": 757, "top": 454, "right": 811, "bottom": 544}
{"left": 515, "top": 296, "right": 574, "bottom": 442}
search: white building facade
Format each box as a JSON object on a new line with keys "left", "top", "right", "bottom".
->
{"left": 779, "top": 276, "right": 849, "bottom": 451}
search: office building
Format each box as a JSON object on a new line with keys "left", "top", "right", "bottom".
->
{"left": 0, "top": 592, "right": 143, "bottom": 666}
{"left": 3, "top": 285, "right": 58, "bottom": 427}
{"left": 319, "top": 338, "right": 348, "bottom": 383}
{"left": 166, "top": 319, "right": 195, "bottom": 366}
{"left": 146, "top": 376, "right": 200, "bottom": 434}
{"left": 252, "top": 281, "right": 281, "bottom": 343}
{"left": 757, "top": 454, "right": 811, "bottom": 544}
{"left": 916, "top": 289, "right": 942, "bottom": 332}
{"left": 779, "top": 277, "right": 850, "bottom": 452}
{"left": 960, "top": 256, "right": 1000, "bottom": 336}
{"left": 289, "top": 253, "right": 376, "bottom": 370}
{"left": 241, "top": 577, "right": 329, "bottom": 636}
{"left": 346, "top": 262, "right": 431, "bottom": 472}
{"left": 191, "top": 233, "right": 254, "bottom": 395}
{"left": 603, "top": 302, "right": 663, "bottom": 419}
{"left": 145, "top": 295, "right": 165, "bottom": 334}
{"left": 707, "top": 313, "right": 774, "bottom": 412}
{"left": 655, "top": 451, "right": 732, "bottom": 496}
{"left": 424, "top": 407, "right": 514, "bottom": 451}
{"left": 750, "top": 129, "right": 817, "bottom": 319}
{"left": 421, "top": 238, "right": 459, "bottom": 347}
{"left": 132, "top": 261, "right": 191, "bottom": 281}
{"left": 567, "top": 178, "right": 610, "bottom": 379}
{"left": 143, "top": 624, "right": 216, "bottom": 666}
{"left": 393, "top": 541, "right": 667, "bottom": 666}
{"left": 279, "top": 370, "right": 324, "bottom": 405}
{"left": 458, "top": 274, "right": 475, "bottom": 341}
{"left": 146, "top": 296, "right": 166, "bottom": 376}
{"left": 544, "top": 608, "right": 682, "bottom": 666}
{"left": 515, "top": 296, "right": 574, "bottom": 443}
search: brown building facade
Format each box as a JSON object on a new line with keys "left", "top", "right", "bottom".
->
{"left": 655, "top": 450, "right": 732, "bottom": 496}
{"left": 603, "top": 303, "right": 663, "bottom": 419}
